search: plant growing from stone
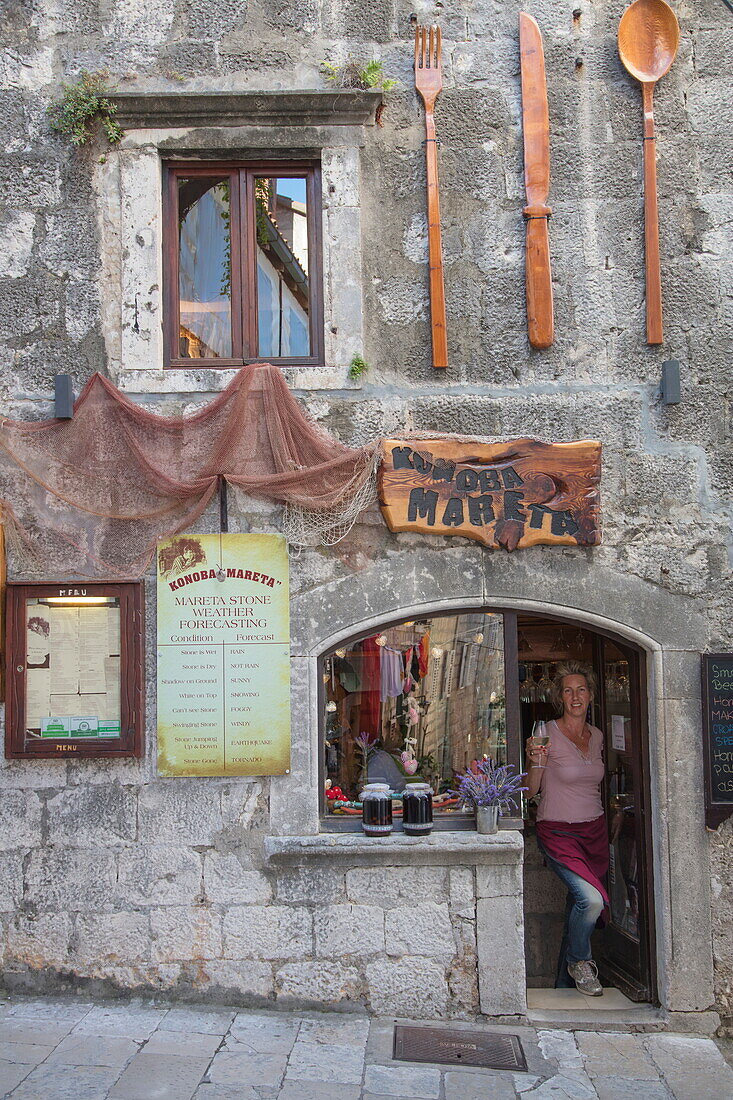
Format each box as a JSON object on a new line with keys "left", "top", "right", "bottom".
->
{"left": 321, "top": 59, "right": 399, "bottom": 92}
{"left": 452, "top": 758, "right": 526, "bottom": 812}
{"left": 49, "top": 70, "right": 123, "bottom": 146}
{"left": 348, "top": 354, "right": 369, "bottom": 380}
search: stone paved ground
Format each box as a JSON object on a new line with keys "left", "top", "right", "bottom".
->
{"left": 0, "top": 996, "right": 732, "bottom": 1100}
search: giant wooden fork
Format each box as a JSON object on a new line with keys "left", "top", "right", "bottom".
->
{"left": 414, "top": 24, "right": 448, "bottom": 369}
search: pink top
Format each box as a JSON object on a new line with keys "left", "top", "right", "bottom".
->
{"left": 536, "top": 719, "right": 605, "bottom": 823}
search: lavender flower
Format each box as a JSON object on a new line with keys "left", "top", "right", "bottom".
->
{"left": 451, "top": 758, "right": 526, "bottom": 813}
{"left": 353, "top": 730, "right": 377, "bottom": 785}
{"left": 353, "top": 731, "right": 377, "bottom": 753}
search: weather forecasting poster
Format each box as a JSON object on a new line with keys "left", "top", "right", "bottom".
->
{"left": 156, "top": 533, "right": 290, "bottom": 777}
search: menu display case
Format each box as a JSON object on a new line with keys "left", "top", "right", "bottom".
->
{"left": 5, "top": 583, "right": 144, "bottom": 759}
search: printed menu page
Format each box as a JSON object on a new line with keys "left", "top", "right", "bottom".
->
{"left": 25, "top": 601, "right": 122, "bottom": 740}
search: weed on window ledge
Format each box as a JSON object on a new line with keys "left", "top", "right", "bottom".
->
{"left": 348, "top": 354, "right": 369, "bottom": 381}
{"left": 321, "top": 59, "right": 400, "bottom": 93}
{"left": 49, "top": 71, "right": 123, "bottom": 146}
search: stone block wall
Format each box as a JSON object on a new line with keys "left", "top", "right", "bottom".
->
{"left": 265, "top": 834, "right": 525, "bottom": 1018}
{"left": 711, "top": 816, "right": 733, "bottom": 1033}
{"left": 0, "top": 0, "right": 732, "bottom": 1027}
{"left": 0, "top": 783, "right": 525, "bottom": 1021}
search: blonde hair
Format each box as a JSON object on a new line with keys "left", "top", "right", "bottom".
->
{"left": 550, "top": 660, "right": 598, "bottom": 716}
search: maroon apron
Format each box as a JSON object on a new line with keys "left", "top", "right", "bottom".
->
{"left": 536, "top": 813, "right": 610, "bottom": 923}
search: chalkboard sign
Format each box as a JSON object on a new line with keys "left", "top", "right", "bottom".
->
{"left": 701, "top": 654, "right": 733, "bottom": 828}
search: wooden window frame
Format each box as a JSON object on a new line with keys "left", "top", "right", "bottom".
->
{"left": 5, "top": 582, "right": 144, "bottom": 760}
{"left": 163, "top": 160, "right": 324, "bottom": 369}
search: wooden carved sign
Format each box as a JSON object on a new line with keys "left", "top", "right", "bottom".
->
{"left": 378, "top": 437, "right": 602, "bottom": 551}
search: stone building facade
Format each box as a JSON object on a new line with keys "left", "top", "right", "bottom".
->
{"left": 0, "top": 0, "right": 732, "bottom": 1034}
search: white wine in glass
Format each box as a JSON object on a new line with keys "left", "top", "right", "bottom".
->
{"left": 531, "top": 720, "right": 550, "bottom": 767}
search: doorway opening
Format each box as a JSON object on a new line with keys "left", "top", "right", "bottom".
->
{"left": 317, "top": 604, "right": 658, "bottom": 1006}
{"left": 518, "top": 612, "right": 657, "bottom": 1006}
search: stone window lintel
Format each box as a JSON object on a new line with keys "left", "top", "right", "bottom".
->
{"left": 110, "top": 90, "right": 383, "bottom": 131}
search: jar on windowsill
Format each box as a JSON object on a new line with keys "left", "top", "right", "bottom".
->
{"left": 361, "top": 783, "right": 393, "bottom": 837}
{"left": 402, "top": 782, "right": 433, "bottom": 836}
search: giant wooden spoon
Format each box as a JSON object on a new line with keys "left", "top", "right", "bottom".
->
{"left": 618, "top": 0, "right": 679, "bottom": 345}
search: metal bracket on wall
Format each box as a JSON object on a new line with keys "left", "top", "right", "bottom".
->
{"left": 661, "top": 359, "right": 681, "bottom": 405}
{"left": 54, "top": 374, "right": 74, "bottom": 419}
{"left": 219, "top": 476, "right": 229, "bottom": 533}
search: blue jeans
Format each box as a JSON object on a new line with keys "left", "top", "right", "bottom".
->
{"left": 538, "top": 842, "right": 604, "bottom": 988}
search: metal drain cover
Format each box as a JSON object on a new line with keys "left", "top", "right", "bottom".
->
{"left": 393, "top": 1024, "right": 528, "bottom": 1072}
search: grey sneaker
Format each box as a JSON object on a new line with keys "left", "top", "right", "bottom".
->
{"left": 567, "top": 959, "right": 603, "bottom": 996}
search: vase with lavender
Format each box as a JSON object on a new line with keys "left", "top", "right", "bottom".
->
{"left": 452, "top": 758, "right": 526, "bottom": 834}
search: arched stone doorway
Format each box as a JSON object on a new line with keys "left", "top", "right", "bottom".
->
{"left": 281, "top": 545, "right": 715, "bottom": 1024}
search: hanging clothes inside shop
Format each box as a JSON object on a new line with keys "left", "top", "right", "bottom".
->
{"left": 358, "top": 637, "right": 382, "bottom": 742}
{"left": 334, "top": 655, "right": 360, "bottom": 694}
{"left": 380, "top": 646, "right": 404, "bottom": 701}
{"left": 403, "top": 646, "right": 415, "bottom": 693}
{"left": 418, "top": 630, "right": 431, "bottom": 678}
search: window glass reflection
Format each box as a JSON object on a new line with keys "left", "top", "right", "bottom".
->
{"left": 323, "top": 613, "right": 506, "bottom": 815}
{"left": 256, "top": 177, "right": 310, "bottom": 358}
{"left": 178, "top": 177, "right": 232, "bottom": 359}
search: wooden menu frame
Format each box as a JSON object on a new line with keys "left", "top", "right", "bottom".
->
{"left": 5, "top": 582, "right": 144, "bottom": 759}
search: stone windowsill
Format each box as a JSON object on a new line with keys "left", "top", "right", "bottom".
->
{"left": 115, "top": 365, "right": 354, "bottom": 395}
{"left": 264, "top": 831, "right": 523, "bottom": 867}
{"left": 110, "top": 90, "right": 383, "bottom": 130}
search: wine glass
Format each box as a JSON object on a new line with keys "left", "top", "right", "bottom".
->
{"left": 538, "top": 663, "right": 552, "bottom": 702}
{"left": 531, "top": 720, "right": 550, "bottom": 768}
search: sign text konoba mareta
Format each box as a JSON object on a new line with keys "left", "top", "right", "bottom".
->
{"left": 378, "top": 437, "right": 602, "bottom": 551}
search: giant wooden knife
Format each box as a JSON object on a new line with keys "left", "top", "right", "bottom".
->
{"left": 519, "top": 13, "right": 554, "bottom": 349}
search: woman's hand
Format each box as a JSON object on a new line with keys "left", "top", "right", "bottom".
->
{"left": 525, "top": 735, "right": 549, "bottom": 767}
{"left": 525, "top": 735, "right": 549, "bottom": 799}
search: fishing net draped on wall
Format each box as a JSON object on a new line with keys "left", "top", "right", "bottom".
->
{"left": 0, "top": 365, "right": 379, "bottom": 578}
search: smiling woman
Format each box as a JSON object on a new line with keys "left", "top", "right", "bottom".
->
{"left": 526, "top": 660, "right": 608, "bottom": 998}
